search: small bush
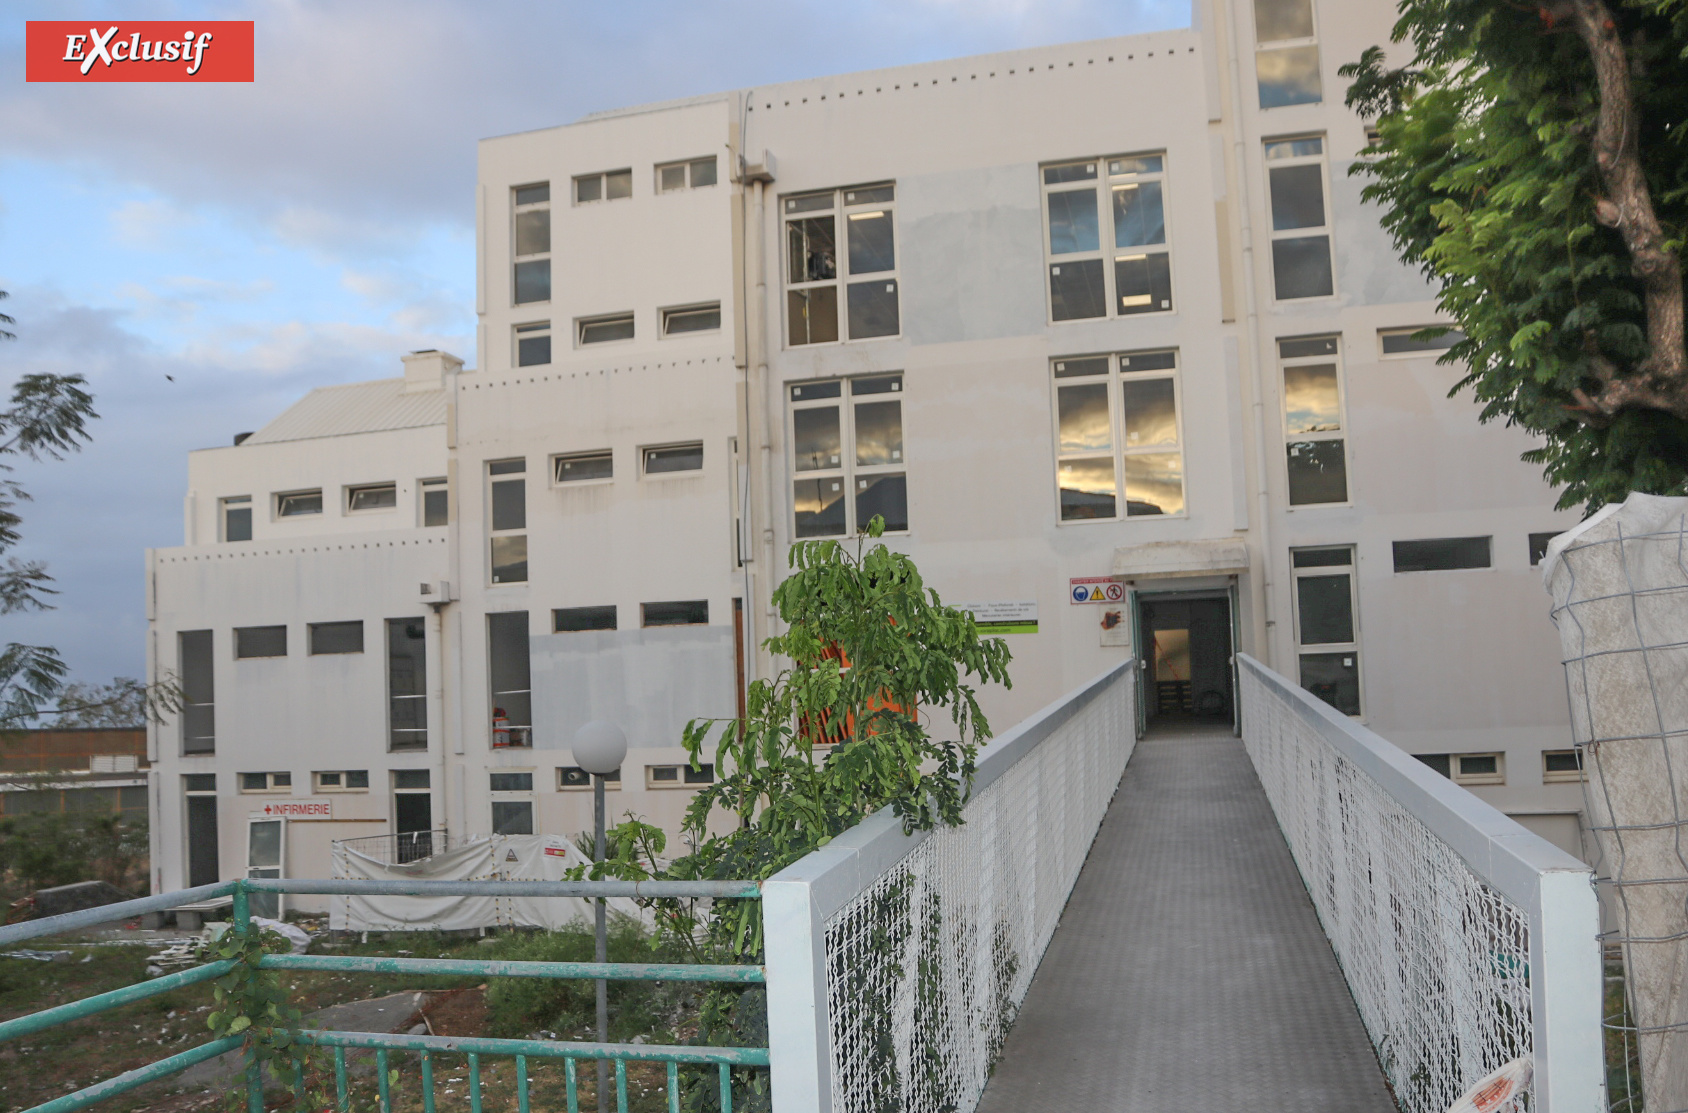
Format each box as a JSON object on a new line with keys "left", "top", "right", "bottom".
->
{"left": 0, "top": 811, "right": 148, "bottom": 900}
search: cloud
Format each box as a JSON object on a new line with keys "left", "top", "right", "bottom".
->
{"left": 109, "top": 197, "right": 198, "bottom": 248}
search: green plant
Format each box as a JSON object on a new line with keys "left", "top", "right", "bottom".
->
{"left": 0, "top": 810, "right": 148, "bottom": 897}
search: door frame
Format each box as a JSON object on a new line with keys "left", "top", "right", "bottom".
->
{"left": 246, "top": 814, "right": 286, "bottom": 919}
{"left": 1131, "top": 583, "right": 1237, "bottom": 731}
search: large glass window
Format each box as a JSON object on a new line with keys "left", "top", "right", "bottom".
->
{"left": 386, "top": 617, "right": 427, "bottom": 751}
{"left": 1279, "top": 336, "right": 1348, "bottom": 505}
{"left": 487, "top": 459, "right": 527, "bottom": 584}
{"left": 783, "top": 184, "right": 899, "bottom": 345}
{"left": 512, "top": 183, "right": 550, "bottom": 306}
{"left": 1292, "top": 546, "right": 1361, "bottom": 716}
{"left": 488, "top": 611, "right": 532, "bottom": 748}
{"left": 789, "top": 374, "right": 907, "bottom": 537}
{"left": 179, "top": 629, "right": 215, "bottom": 754}
{"left": 1265, "top": 138, "right": 1334, "bottom": 300}
{"left": 1052, "top": 351, "right": 1185, "bottom": 522}
{"left": 1254, "top": 0, "right": 1321, "bottom": 108}
{"left": 1042, "top": 154, "right": 1172, "bottom": 323}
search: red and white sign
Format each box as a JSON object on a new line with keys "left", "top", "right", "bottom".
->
{"left": 26, "top": 22, "right": 255, "bottom": 82}
{"left": 1070, "top": 577, "right": 1125, "bottom": 604}
{"left": 259, "top": 800, "right": 331, "bottom": 818}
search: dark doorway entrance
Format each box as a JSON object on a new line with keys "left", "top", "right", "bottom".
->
{"left": 394, "top": 791, "right": 434, "bottom": 863}
{"left": 186, "top": 794, "right": 219, "bottom": 887}
{"left": 1137, "top": 592, "right": 1234, "bottom": 726}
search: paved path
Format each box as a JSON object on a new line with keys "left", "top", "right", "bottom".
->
{"left": 976, "top": 722, "right": 1398, "bottom": 1112}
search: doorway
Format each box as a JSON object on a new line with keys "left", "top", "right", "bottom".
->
{"left": 394, "top": 789, "right": 433, "bottom": 862}
{"left": 186, "top": 794, "right": 219, "bottom": 887}
{"left": 1136, "top": 591, "right": 1234, "bottom": 727}
{"left": 246, "top": 817, "right": 284, "bottom": 919}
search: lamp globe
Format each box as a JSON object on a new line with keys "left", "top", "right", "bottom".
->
{"left": 573, "top": 720, "right": 628, "bottom": 776}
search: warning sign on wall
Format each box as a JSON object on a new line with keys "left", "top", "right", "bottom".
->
{"left": 1069, "top": 577, "right": 1125, "bottom": 604}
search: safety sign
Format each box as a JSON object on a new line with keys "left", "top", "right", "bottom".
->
{"left": 258, "top": 801, "right": 331, "bottom": 818}
{"left": 1069, "top": 577, "right": 1125, "bottom": 604}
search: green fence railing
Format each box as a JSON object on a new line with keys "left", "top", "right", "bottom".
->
{"left": 0, "top": 876, "right": 768, "bottom": 1113}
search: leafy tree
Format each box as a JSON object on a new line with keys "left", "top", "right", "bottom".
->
{"left": 43, "top": 676, "right": 150, "bottom": 729}
{"left": 1343, "top": 0, "right": 1688, "bottom": 510}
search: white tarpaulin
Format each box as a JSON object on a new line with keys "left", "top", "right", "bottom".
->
{"left": 329, "top": 834, "right": 642, "bottom": 932}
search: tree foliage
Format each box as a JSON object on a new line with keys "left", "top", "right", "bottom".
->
{"left": 41, "top": 676, "right": 155, "bottom": 729}
{"left": 1344, "top": 0, "right": 1688, "bottom": 509}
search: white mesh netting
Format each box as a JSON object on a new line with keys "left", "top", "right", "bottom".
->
{"left": 1241, "top": 662, "right": 1534, "bottom": 1113}
{"left": 820, "top": 670, "right": 1134, "bottom": 1113}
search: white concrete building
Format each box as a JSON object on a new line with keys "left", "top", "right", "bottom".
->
{"left": 146, "top": 0, "right": 1591, "bottom": 905}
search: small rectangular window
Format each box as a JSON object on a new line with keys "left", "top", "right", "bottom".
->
{"left": 642, "top": 600, "right": 708, "bottom": 627}
{"left": 1279, "top": 336, "right": 1347, "bottom": 505}
{"left": 656, "top": 156, "right": 718, "bottom": 192}
{"left": 1255, "top": 0, "right": 1314, "bottom": 40}
{"left": 1379, "top": 326, "right": 1465, "bottom": 356}
{"left": 1392, "top": 537, "right": 1492, "bottom": 573}
{"left": 184, "top": 773, "right": 216, "bottom": 793}
{"left": 643, "top": 442, "right": 704, "bottom": 475}
{"left": 578, "top": 312, "right": 635, "bottom": 346}
{"left": 1529, "top": 531, "right": 1563, "bottom": 567}
{"left": 1453, "top": 752, "right": 1504, "bottom": 786}
{"left": 488, "top": 460, "right": 527, "bottom": 585}
{"left": 516, "top": 322, "right": 551, "bottom": 367}
{"left": 491, "top": 800, "right": 534, "bottom": 835}
{"left": 1292, "top": 547, "right": 1351, "bottom": 567}
{"left": 347, "top": 483, "right": 397, "bottom": 512}
{"left": 514, "top": 183, "right": 551, "bottom": 306}
{"left": 662, "top": 303, "right": 722, "bottom": 336}
{"left": 1257, "top": 45, "right": 1322, "bottom": 108}
{"left": 239, "top": 771, "right": 291, "bottom": 793}
{"left": 490, "top": 772, "right": 534, "bottom": 792}
{"left": 554, "top": 605, "right": 617, "bottom": 632}
{"left": 514, "top": 183, "right": 549, "bottom": 207}
{"left": 1292, "top": 545, "right": 1361, "bottom": 716}
{"left": 554, "top": 450, "right": 613, "bottom": 484}
{"left": 308, "top": 621, "right": 364, "bottom": 655}
{"left": 421, "top": 479, "right": 448, "bottom": 527}
{"left": 684, "top": 763, "right": 715, "bottom": 784}
{"left": 575, "top": 170, "right": 632, "bottom": 204}
{"left": 393, "top": 769, "right": 431, "bottom": 790}
{"left": 1543, "top": 749, "right": 1585, "bottom": 783}
{"left": 235, "top": 625, "right": 287, "bottom": 659}
{"left": 514, "top": 260, "right": 550, "bottom": 305}
{"left": 559, "top": 766, "right": 620, "bottom": 789}
{"left": 222, "top": 496, "right": 252, "bottom": 542}
{"left": 647, "top": 765, "right": 681, "bottom": 787}
{"left": 276, "top": 490, "right": 323, "bottom": 517}
{"left": 314, "top": 770, "right": 370, "bottom": 793}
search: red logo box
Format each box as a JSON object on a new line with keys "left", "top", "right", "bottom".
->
{"left": 26, "top": 21, "right": 254, "bottom": 82}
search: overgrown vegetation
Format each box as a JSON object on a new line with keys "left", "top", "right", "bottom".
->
{"left": 0, "top": 809, "right": 147, "bottom": 901}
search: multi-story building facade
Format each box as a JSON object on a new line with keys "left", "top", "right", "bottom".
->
{"left": 146, "top": 0, "right": 1590, "bottom": 904}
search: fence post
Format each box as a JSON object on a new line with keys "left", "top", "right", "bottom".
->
{"left": 1531, "top": 866, "right": 1605, "bottom": 1113}
{"left": 231, "top": 879, "right": 264, "bottom": 1113}
{"left": 764, "top": 868, "right": 833, "bottom": 1113}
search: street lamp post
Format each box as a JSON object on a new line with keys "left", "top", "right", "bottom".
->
{"left": 572, "top": 719, "right": 627, "bottom": 1108}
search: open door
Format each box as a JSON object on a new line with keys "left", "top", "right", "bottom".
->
{"left": 247, "top": 816, "right": 284, "bottom": 920}
{"left": 1229, "top": 580, "right": 1242, "bottom": 735}
{"left": 1129, "top": 589, "right": 1147, "bottom": 739}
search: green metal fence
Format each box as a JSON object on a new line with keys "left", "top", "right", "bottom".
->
{"left": 0, "top": 876, "right": 767, "bottom": 1113}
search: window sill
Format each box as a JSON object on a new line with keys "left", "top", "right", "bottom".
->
{"left": 641, "top": 470, "right": 705, "bottom": 481}
{"left": 1285, "top": 502, "right": 1354, "bottom": 511}
{"left": 553, "top": 478, "right": 615, "bottom": 490}
{"left": 1056, "top": 512, "right": 1189, "bottom": 527}
{"left": 784, "top": 335, "right": 904, "bottom": 351}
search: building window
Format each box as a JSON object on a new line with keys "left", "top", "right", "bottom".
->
{"left": 421, "top": 478, "right": 448, "bottom": 527}
{"left": 789, "top": 374, "right": 907, "bottom": 536}
{"left": 554, "top": 450, "right": 613, "bottom": 484}
{"left": 234, "top": 625, "right": 287, "bottom": 659}
{"left": 575, "top": 169, "right": 632, "bottom": 204}
{"left": 647, "top": 763, "right": 715, "bottom": 788}
{"left": 275, "top": 489, "right": 323, "bottom": 518}
{"left": 513, "top": 183, "right": 550, "bottom": 306}
{"left": 1452, "top": 753, "right": 1505, "bottom": 786}
{"left": 643, "top": 442, "right": 704, "bottom": 476}
{"left": 393, "top": 769, "right": 430, "bottom": 790}
{"left": 662, "top": 303, "right": 722, "bottom": 336}
{"left": 314, "top": 770, "right": 370, "bottom": 793}
{"left": 489, "top": 611, "right": 533, "bottom": 748}
{"left": 1265, "top": 138, "right": 1334, "bottom": 300}
{"left": 1292, "top": 546, "right": 1361, "bottom": 716}
{"left": 1379, "top": 326, "right": 1465, "bottom": 357}
{"left": 179, "top": 630, "right": 215, "bottom": 754}
{"left": 1254, "top": 0, "right": 1321, "bottom": 108}
{"left": 490, "top": 771, "right": 534, "bottom": 792}
{"left": 1543, "top": 749, "right": 1585, "bottom": 784}
{"left": 347, "top": 483, "right": 396, "bottom": 513}
{"left": 386, "top": 617, "right": 427, "bottom": 752}
{"left": 1279, "top": 336, "right": 1348, "bottom": 505}
{"left": 222, "top": 496, "right": 252, "bottom": 542}
{"left": 1042, "top": 153, "right": 1172, "bottom": 322}
{"left": 784, "top": 184, "right": 899, "bottom": 345}
{"left": 308, "top": 620, "right": 364, "bottom": 655}
{"left": 1392, "top": 537, "right": 1491, "bottom": 573}
{"left": 559, "top": 766, "right": 621, "bottom": 790}
{"left": 1052, "top": 352, "right": 1184, "bottom": 522}
{"left": 490, "top": 801, "right": 534, "bottom": 835}
{"left": 515, "top": 321, "right": 551, "bottom": 366}
{"left": 656, "top": 156, "right": 718, "bottom": 193}
{"left": 1529, "top": 531, "right": 1563, "bottom": 567}
{"left": 642, "top": 600, "right": 708, "bottom": 627}
{"left": 184, "top": 773, "right": 216, "bottom": 792}
{"left": 555, "top": 605, "right": 616, "bottom": 632}
{"left": 578, "top": 312, "right": 635, "bottom": 346}
{"left": 488, "top": 459, "right": 527, "bottom": 584}
{"left": 239, "top": 771, "right": 292, "bottom": 793}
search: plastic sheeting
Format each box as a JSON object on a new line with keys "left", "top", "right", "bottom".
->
{"left": 329, "top": 834, "right": 642, "bottom": 932}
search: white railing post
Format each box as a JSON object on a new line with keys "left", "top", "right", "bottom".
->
{"left": 764, "top": 855, "right": 839, "bottom": 1113}
{"left": 1531, "top": 866, "right": 1605, "bottom": 1113}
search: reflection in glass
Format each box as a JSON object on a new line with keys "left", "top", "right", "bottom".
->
{"left": 1271, "top": 236, "right": 1334, "bottom": 299}
{"left": 787, "top": 216, "right": 837, "bottom": 282}
{"left": 1265, "top": 137, "right": 1324, "bottom": 161}
{"left": 1296, "top": 574, "right": 1354, "bottom": 644}
{"left": 1125, "top": 453, "right": 1184, "bottom": 516}
{"left": 1050, "top": 260, "right": 1107, "bottom": 320}
{"left": 515, "top": 210, "right": 549, "bottom": 256}
{"left": 605, "top": 170, "right": 632, "bottom": 200}
{"left": 490, "top": 535, "right": 528, "bottom": 584}
{"left": 1255, "top": 0, "right": 1314, "bottom": 42}
{"left": 1256, "top": 45, "right": 1322, "bottom": 108}
{"left": 514, "top": 260, "right": 550, "bottom": 305}
{"left": 1283, "top": 363, "right": 1340, "bottom": 433}
{"left": 794, "top": 478, "right": 847, "bottom": 537}
{"left": 854, "top": 401, "right": 903, "bottom": 466}
{"left": 1269, "top": 165, "right": 1326, "bottom": 230}
{"left": 788, "top": 287, "right": 839, "bottom": 345}
{"left": 847, "top": 280, "right": 899, "bottom": 339}
{"left": 1046, "top": 189, "right": 1100, "bottom": 254}
{"left": 846, "top": 211, "right": 895, "bottom": 273}
{"left": 793, "top": 407, "right": 841, "bottom": 472}
{"left": 856, "top": 473, "right": 908, "bottom": 532}
{"left": 491, "top": 478, "right": 526, "bottom": 531}
{"left": 1115, "top": 253, "right": 1173, "bottom": 314}
{"left": 1121, "top": 378, "right": 1177, "bottom": 446}
{"left": 1286, "top": 439, "right": 1348, "bottom": 504}
{"left": 1299, "top": 652, "right": 1360, "bottom": 715}
{"left": 1112, "top": 182, "right": 1166, "bottom": 247}
{"left": 1044, "top": 163, "right": 1098, "bottom": 186}
{"left": 1058, "top": 458, "right": 1116, "bottom": 520}
{"left": 1058, "top": 384, "right": 1112, "bottom": 454}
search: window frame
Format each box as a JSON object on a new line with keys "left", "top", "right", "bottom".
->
{"left": 554, "top": 605, "right": 617, "bottom": 633}
{"left": 661, "top": 302, "right": 723, "bottom": 337}
{"left": 787, "top": 374, "right": 908, "bottom": 538}
{"left": 782, "top": 183, "right": 901, "bottom": 347}
{"left": 1264, "top": 137, "right": 1336, "bottom": 302}
{"left": 1290, "top": 545, "right": 1363, "bottom": 718}
{"left": 576, "top": 311, "right": 636, "bottom": 347}
{"left": 1040, "top": 153, "right": 1174, "bottom": 324}
{"left": 313, "top": 770, "right": 370, "bottom": 794}
{"left": 655, "top": 156, "right": 719, "bottom": 193}
{"left": 385, "top": 617, "right": 429, "bottom": 752}
{"left": 234, "top": 625, "right": 288, "bottom": 660}
{"left": 221, "top": 495, "right": 252, "bottom": 542}
{"left": 1278, "top": 334, "right": 1350, "bottom": 507}
{"left": 641, "top": 600, "right": 709, "bottom": 627}
{"left": 641, "top": 441, "right": 704, "bottom": 478}
{"left": 238, "top": 771, "right": 292, "bottom": 794}
{"left": 486, "top": 459, "right": 527, "bottom": 586}
{"left": 515, "top": 321, "right": 552, "bottom": 367}
{"left": 345, "top": 482, "right": 397, "bottom": 515}
{"left": 1452, "top": 752, "right": 1505, "bottom": 786}
{"left": 646, "top": 763, "right": 715, "bottom": 789}
{"left": 1253, "top": 0, "right": 1322, "bottom": 109}
{"left": 559, "top": 766, "right": 621, "bottom": 791}
{"left": 573, "top": 169, "right": 633, "bottom": 205}
{"left": 1050, "top": 352, "right": 1186, "bottom": 524}
{"left": 307, "top": 620, "right": 364, "bottom": 656}
{"left": 420, "top": 478, "right": 448, "bottom": 528}
{"left": 274, "top": 489, "right": 324, "bottom": 519}
{"left": 552, "top": 449, "right": 614, "bottom": 486}
{"left": 512, "top": 182, "right": 551, "bottom": 307}
{"left": 1543, "top": 748, "right": 1586, "bottom": 784}
{"left": 1378, "top": 325, "right": 1465, "bottom": 358}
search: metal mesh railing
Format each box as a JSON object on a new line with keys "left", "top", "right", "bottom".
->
{"left": 334, "top": 830, "right": 462, "bottom": 865}
{"left": 1241, "top": 657, "right": 1537, "bottom": 1113}
{"left": 818, "top": 665, "right": 1133, "bottom": 1113}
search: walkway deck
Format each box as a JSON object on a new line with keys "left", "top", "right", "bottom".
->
{"left": 976, "top": 722, "right": 1398, "bottom": 1112}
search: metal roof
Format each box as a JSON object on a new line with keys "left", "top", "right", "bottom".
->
{"left": 244, "top": 377, "right": 446, "bottom": 445}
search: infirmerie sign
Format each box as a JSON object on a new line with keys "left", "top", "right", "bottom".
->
{"left": 26, "top": 22, "right": 255, "bottom": 82}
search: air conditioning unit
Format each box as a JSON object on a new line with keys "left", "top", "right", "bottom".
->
{"left": 418, "top": 580, "right": 454, "bottom": 605}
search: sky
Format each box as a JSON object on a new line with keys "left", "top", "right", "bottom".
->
{"left": 0, "top": 0, "right": 1190, "bottom": 687}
